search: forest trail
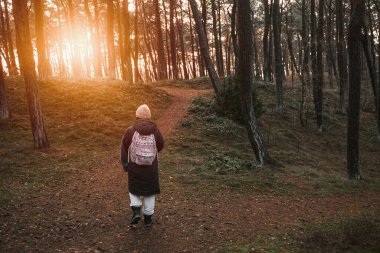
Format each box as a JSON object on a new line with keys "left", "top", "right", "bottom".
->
{"left": 156, "top": 87, "right": 213, "bottom": 137}
{"left": 1, "top": 87, "right": 379, "bottom": 253}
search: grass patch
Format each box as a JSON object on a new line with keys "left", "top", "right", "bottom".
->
{"left": 160, "top": 84, "right": 380, "bottom": 196}
{"left": 213, "top": 215, "right": 380, "bottom": 253}
{"left": 0, "top": 77, "right": 171, "bottom": 205}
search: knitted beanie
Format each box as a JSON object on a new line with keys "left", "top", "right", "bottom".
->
{"left": 136, "top": 104, "right": 151, "bottom": 119}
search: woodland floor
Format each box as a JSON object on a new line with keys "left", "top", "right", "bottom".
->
{"left": 0, "top": 80, "right": 379, "bottom": 253}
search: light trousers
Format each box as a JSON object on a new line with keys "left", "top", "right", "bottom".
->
{"left": 129, "top": 193, "right": 155, "bottom": 216}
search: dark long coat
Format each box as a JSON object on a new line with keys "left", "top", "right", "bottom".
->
{"left": 120, "top": 119, "right": 164, "bottom": 196}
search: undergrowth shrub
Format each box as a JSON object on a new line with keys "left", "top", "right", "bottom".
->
{"left": 199, "top": 153, "right": 256, "bottom": 174}
{"left": 215, "top": 76, "right": 265, "bottom": 124}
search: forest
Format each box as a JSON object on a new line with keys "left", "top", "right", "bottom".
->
{"left": 0, "top": 0, "right": 379, "bottom": 252}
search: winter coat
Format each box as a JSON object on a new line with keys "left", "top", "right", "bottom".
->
{"left": 120, "top": 119, "right": 164, "bottom": 196}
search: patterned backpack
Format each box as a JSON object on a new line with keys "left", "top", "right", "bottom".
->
{"left": 129, "top": 131, "right": 157, "bottom": 166}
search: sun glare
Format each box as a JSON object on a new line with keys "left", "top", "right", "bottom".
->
{"left": 129, "top": 1, "right": 135, "bottom": 12}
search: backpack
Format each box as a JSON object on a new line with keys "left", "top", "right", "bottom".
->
{"left": 129, "top": 131, "right": 157, "bottom": 166}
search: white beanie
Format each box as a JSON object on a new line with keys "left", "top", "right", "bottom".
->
{"left": 136, "top": 104, "right": 151, "bottom": 119}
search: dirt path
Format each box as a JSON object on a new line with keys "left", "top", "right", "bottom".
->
{"left": 156, "top": 87, "right": 212, "bottom": 136}
{"left": 1, "top": 87, "right": 379, "bottom": 253}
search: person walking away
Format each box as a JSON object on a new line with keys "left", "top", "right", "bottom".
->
{"left": 120, "top": 104, "right": 164, "bottom": 227}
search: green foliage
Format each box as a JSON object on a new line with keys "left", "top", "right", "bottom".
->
{"left": 213, "top": 216, "right": 380, "bottom": 253}
{"left": 298, "top": 216, "right": 380, "bottom": 253}
{"left": 200, "top": 153, "right": 256, "bottom": 174}
{"left": 215, "top": 76, "right": 265, "bottom": 124}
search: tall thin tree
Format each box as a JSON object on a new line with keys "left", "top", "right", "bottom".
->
{"left": 106, "top": 0, "right": 116, "bottom": 78}
{"left": 34, "top": 0, "right": 51, "bottom": 80}
{"left": 272, "top": 0, "right": 284, "bottom": 112}
{"left": 0, "top": 57, "right": 9, "bottom": 120}
{"left": 154, "top": 0, "right": 167, "bottom": 80}
{"left": 169, "top": 0, "right": 178, "bottom": 79}
{"left": 189, "top": 0, "right": 221, "bottom": 95}
{"left": 347, "top": 0, "right": 365, "bottom": 179}
{"left": 237, "top": 0, "right": 269, "bottom": 165}
{"left": 13, "top": 0, "right": 49, "bottom": 148}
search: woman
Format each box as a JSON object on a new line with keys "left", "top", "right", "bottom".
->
{"left": 120, "top": 104, "right": 164, "bottom": 227}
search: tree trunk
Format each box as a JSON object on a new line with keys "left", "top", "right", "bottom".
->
{"left": 116, "top": 1, "right": 126, "bottom": 80}
{"left": 188, "top": 1, "right": 197, "bottom": 78}
{"left": 263, "top": 0, "right": 271, "bottom": 82}
{"left": 189, "top": 0, "right": 221, "bottom": 95}
{"left": 336, "top": 0, "right": 348, "bottom": 113}
{"left": 314, "top": 0, "right": 324, "bottom": 130}
{"left": 122, "top": 0, "right": 133, "bottom": 83}
{"left": 361, "top": 30, "right": 380, "bottom": 139}
{"left": 34, "top": 0, "right": 51, "bottom": 80}
{"left": 0, "top": 58, "right": 9, "bottom": 120}
{"left": 154, "top": 0, "right": 167, "bottom": 80}
{"left": 4, "top": 0, "right": 17, "bottom": 75}
{"left": 0, "top": 3, "right": 11, "bottom": 73}
{"left": 169, "top": 0, "right": 178, "bottom": 79}
{"left": 141, "top": 0, "right": 158, "bottom": 81}
{"left": 230, "top": 0, "right": 238, "bottom": 72}
{"left": 106, "top": 0, "right": 116, "bottom": 78}
{"left": 133, "top": 0, "right": 141, "bottom": 82}
{"left": 67, "top": 0, "right": 81, "bottom": 77}
{"left": 237, "top": 0, "right": 269, "bottom": 165}
{"left": 378, "top": 6, "right": 380, "bottom": 140}
{"left": 13, "top": 0, "right": 49, "bottom": 148}
{"left": 326, "top": 0, "right": 337, "bottom": 89}
{"left": 93, "top": 0, "right": 102, "bottom": 77}
{"left": 177, "top": 0, "right": 189, "bottom": 80}
{"left": 347, "top": 0, "right": 365, "bottom": 180}
{"left": 272, "top": 0, "right": 284, "bottom": 112}
{"left": 300, "top": 0, "right": 310, "bottom": 126}
{"left": 211, "top": 0, "right": 223, "bottom": 77}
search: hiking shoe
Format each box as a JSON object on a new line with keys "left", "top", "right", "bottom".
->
{"left": 144, "top": 215, "right": 152, "bottom": 227}
{"left": 130, "top": 206, "right": 141, "bottom": 224}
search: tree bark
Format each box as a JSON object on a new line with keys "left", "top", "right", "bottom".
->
{"left": 154, "top": 0, "right": 167, "bottom": 80}
{"left": 93, "top": 0, "right": 103, "bottom": 77}
{"left": 314, "top": 0, "right": 324, "bottom": 130}
{"left": 237, "top": 0, "right": 269, "bottom": 165}
{"left": 177, "top": 0, "right": 189, "bottom": 80}
{"left": 4, "top": 0, "right": 17, "bottom": 75}
{"left": 347, "top": 0, "right": 365, "bottom": 180}
{"left": 361, "top": 30, "right": 380, "bottom": 139}
{"left": 0, "top": 3, "right": 11, "bottom": 73}
{"left": 122, "top": 0, "right": 133, "bottom": 83}
{"left": 34, "top": 0, "right": 51, "bottom": 80}
{"left": 133, "top": 0, "right": 142, "bottom": 82}
{"left": 211, "top": 0, "right": 223, "bottom": 77}
{"left": 272, "top": 0, "right": 284, "bottom": 112}
{"left": 106, "top": 0, "right": 116, "bottom": 78}
{"left": 13, "top": 0, "right": 49, "bottom": 148}
{"left": 188, "top": 1, "right": 197, "bottom": 78}
{"left": 169, "top": 0, "right": 178, "bottom": 79}
{"left": 141, "top": 0, "right": 158, "bottom": 81}
{"left": 189, "top": 0, "right": 221, "bottom": 96}
{"left": 0, "top": 58, "right": 9, "bottom": 119}
{"left": 263, "top": 0, "right": 271, "bottom": 82}
{"left": 336, "top": 0, "right": 348, "bottom": 113}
